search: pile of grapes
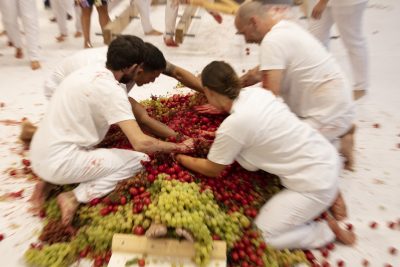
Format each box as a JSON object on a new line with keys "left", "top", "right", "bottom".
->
{"left": 24, "top": 93, "right": 309, "bottom": 267}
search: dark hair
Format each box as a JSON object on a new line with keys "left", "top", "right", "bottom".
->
{"left": 201, "top": 61, "right": 241, "bottom": 99}
{"left": 142, "top": 42, "right": 167, "bottom": 72}
{"left": 106, "top": 35, "right": 145, "bottom": 71}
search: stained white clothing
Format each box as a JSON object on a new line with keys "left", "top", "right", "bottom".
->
{"left": 0, "top": 0, "right": 40, "bottom": 61}
{"left": 31, "top": 66, "right": 141, "bottom": 202}
{"left": 255, "top": 186, "right": 337, "bottom": 249}
{"left": 44, "top": 46, "right": 107, "bottom": 99}
{"left": 132, "top": 0, "right": 154, "bottom": 33}
{"left": 309, "top": 1, "right": 369, "bottom": 90}
{"left": 50, "top": 0, "right": 82, "bottom": 35}
{"left": 259, "top": 20, "right": 354, "bottom": 140}
{"left": 208, "top": 87, "right": 340, "bottom": 192}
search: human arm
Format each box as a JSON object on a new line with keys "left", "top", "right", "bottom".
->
{"left": 311, "top": 0, "right": 328, "bottom": 19}
{"left": 128, "top": 97, "right": 177, "bottom": 139}
{"left": 175, "top": 154, "right": 227, "bottom": 177}
{"left": 117, "top": 119, "right": 193, "bottom": 154}
{"left": 261, "top": 69, "right": 283, "bottom": 96}
{"left": 163, "top": 62, "right": 204, "bottom": 93}
{"left": 239, "top": 66, "right": 261, "bottom": 87}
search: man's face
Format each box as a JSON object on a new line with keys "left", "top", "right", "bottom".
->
{"left": 235, "top": 16, "right": 262, "bottom": 44}
{"left": 119, "top": 65, "right": 139, "bottom": 85}
{"left": 135, "top": 69, "right": 163, "bottom": 86}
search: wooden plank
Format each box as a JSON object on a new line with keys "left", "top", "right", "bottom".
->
{"left": 103, "top": 5, "right": 138, "bottom": 45}
{"left": 111, "top": 234, "right": 227, "bottom": 259}
{"left": 175, "top": 6, "right": 199, "bottom": 44}
{"left": 189, "top": 0, "right": 238, "bottom": 14}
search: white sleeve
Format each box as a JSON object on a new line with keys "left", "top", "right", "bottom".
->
{"left": 259, "top": 39, "right": 286, "bottom": 71}
{"left": 102, "top": 85, "right": 136, "bottom": 125}
{"left": 207, "top": 115, "right": 249, "bottom": 165}
{"left": 43, "top": 69, "right": 64, "bottom": 100}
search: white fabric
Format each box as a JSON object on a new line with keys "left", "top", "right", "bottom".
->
{"left": 327, "top": 0, "right": 368, "bottom": 7}
{"left": 31, "top": 65, "right": 140, "bottom": 202}
{"left": 50, "top": 0, "right": 80, "bottom": 35}
{"left": 259, "top": 20, "right": 354, "bottom": 138}
{"left": 208, "top": 87, "right": 340, "bottom": 192}
{"left": 164, "top": 0, "right": 179, "bottom": 37}
{"left": 255, "top": 186, "right": 337, "bottom": 249}
{"left": 44, "top": 46, "right": 107, "bottom": 99}
{"left": 309, "top": 2, "right": 369, "bottom": 90}
{"left": 0, "top": 0, "right": 40, "bottom": 60}
{"left": 132, "top": 0, "right": 154, "bottom": 33}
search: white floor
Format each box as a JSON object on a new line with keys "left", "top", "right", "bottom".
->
{"left": 0, "top": 0, "right": 399, "bottom": 266}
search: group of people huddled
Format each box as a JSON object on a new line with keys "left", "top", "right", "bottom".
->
{"left": 20, "top": 0, "right": 370, "bottom": 252}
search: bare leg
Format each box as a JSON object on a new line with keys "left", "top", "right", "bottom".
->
{"left": 326, "top": 213, "right": 356, "bottom": 245}
{"left": 20, "top": 119, "right": 37, "bottom": 145}
{"left": 57, "top": 191, "right": 80, "bottom": 226}
{"left": 95, "top": 5, "right": 110, "bottom": 44}
{"left": 340, "top": 124, "right": 356, "bottom": 171}
{"left": 330, "top": 192, "right": 347, "bottom": 221}
{"left": 81, "top": 6, "right": 93, "bottom": 48}
{"left": 29, "top": 181, "right": 54, "bottom": 213}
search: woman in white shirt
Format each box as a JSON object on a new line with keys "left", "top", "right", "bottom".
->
{"left": 176, "top": 61, "right": 355, "bottom": 249}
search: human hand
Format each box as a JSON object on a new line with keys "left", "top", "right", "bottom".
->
{"left": 240, "top": 68, "right": 261, "bottom": 87}
{"left": 194, "top": 104, "right": 225, "bottom": 115}
{"left": 145, "top": 223, "right": 167, "bottom": 238}
{"left": 311, "top": 0, "right": 328, "bottom": 20}
{"left": 176, "top": 138, "right": 194, "bottom": 153}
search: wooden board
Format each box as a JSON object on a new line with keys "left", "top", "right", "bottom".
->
{"left": 103, "top": 5, "right": 138, "bottom": 45}
{"left": 175, "top": 6, "right": 199, "bottom": 44}
{"left": 108, "top": 234, "right": 227, "bottom": 267}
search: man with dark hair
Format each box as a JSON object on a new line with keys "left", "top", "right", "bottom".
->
{"left": 28, "top": 35, "right": 194, "bottom": 226}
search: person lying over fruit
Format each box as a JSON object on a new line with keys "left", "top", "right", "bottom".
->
{"left": 29, "top": 36, "right": 194, "bottom": 226}
{"left": 175, "top": 61, "right": 356, "bottom": 250}
{"left": 21, "top": 38, "right": 204, "bottom": 144}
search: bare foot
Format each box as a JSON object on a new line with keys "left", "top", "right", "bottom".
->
{"left": 353, "top": 89, "right": 366, "bottom": 100}
{"left": 164, "top": 37, "right": 179, "bottom": 47}
{"left": 145, "top": 223, "right": 167, "bottom": 238}
{"left": 56, "top": 34, "right": 67, "bottom": 42}
{"left": 145, "top": 29, "right": 163, "bottom": 36}
{"left": 30, "top": 60, "right": 41, "bottom": 70}
{"left": 57, "top": 191, "right": 80, "bottom": 226}
{"left": 29, "top": 181, "right": 54, "bottom": 214}
{"left": 74, "top": 31, "right": 82, "bottom": 38}
{"left": 84, "top": 41, "right": 93, "bottom": 49}
{"left": 340, "top": 124, "right": 356, "bottom": 171}
{"left": 176, "top": 228, "right": 194, "bottom": 242}
{"left": 326, "top": 213, "right": 356, "bottom": 245}
{"left": 330, "top": 192, "right": 347, "bottom": 221}
{"left": 19, "top": 119, "right": 37, "bottom": 145}
{"left": 15, "top": 48, "right": 23, "bottom": 59}
{"left": 0, "top": 30, "right": 5, "bottom": 36}
{"left": 208, "top": 11, "right": 223, "bottom": 24}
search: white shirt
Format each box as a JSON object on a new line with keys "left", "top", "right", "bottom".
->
{"left": 31, "top": 66, "right": 135, "bottom": 170}
{"left": 208, "top": 87, "right": 339, "bottom": 192}
{"left": 259, "top": 20, "right": 353, "bottom": 125}
{"left": 328, "top": 0, "right": 368, "bottom": 7}
{"left": 44, "top": 47, "right": 108, "bottom": 99}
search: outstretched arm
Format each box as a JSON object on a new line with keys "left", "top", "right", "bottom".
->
{"left": 175, "top": 154, "right": 226, "bottom": 177}
{"left": 239, "top": 66, "right": 261, "bottom": 87}
{"left": 163, "top": 62, "right": 204, "bottom": 93}
{"left": 261, "top": 69, "right": 283, "bottom": 96}
{"left": 129, "top": 97, "right": 177, "bottom": 139}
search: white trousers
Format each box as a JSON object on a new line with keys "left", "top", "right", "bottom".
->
{"left": 132, "top": 0, "right": 154, "bottom": 33}
{"left": 0, "top": 0, "right": 40, "bottom": 61}
{"left": 164, "top": 0, "right": 178, "bottom": 37}
{"left": 309, "top": 2, "right": 369, "bottom": 91}
{"left": 50, "top": 0, "right": 82, "bottom": 35}
{"left": 33, "top": 146, "right": 149, "bottom": 203}
{"left": 255, "top": 185, "right": 338, "bottom": 249}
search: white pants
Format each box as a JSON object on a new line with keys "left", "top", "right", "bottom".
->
{"left": 132, "top": 0, "right": 154, "bottom": 33}
{"left": 164, "top": 0, "right": 178, "bottom": 37}
{"left": 50, "top": 0, "right": 82, "bottom": 35}
{"left": 255, "top": 185, "right": 338, "bottom": 249}
{"left": 0, "top": 0, "right": 40, "bottom": 61}
{"left": 309, "top": 2, "right": 369, "bottom": 91}
{"left": 32, "top": 146, "right": 149, "bottom": 203}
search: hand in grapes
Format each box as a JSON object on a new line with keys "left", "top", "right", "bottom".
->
{"left": 176, "top": 228, "right": 194, "bottom": 242}
{"left": 194, "top": 104, "right": 225, "bottom": 115}
{"left": 145, "top": 223, "right": 167, "bottom": 238}
{"left": 177, "top": 138, "right": 194, "bottom": 153}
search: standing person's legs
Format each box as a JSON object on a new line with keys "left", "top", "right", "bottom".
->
{"left": 0, "top": 0, "right": 23, "bottom": 58}
{"left": 164, "top": 0, "right": 178, "bottom": 47}
{"left": 308, "top": 6, "right": 334, "bottom": 47}
{"left": 81, "top": 5, "right": 93, "bottom": 48}
{"left": 254, "top": 187, "right": 355, "bottom": 249}
{"left": 133, "top": 0, "right": 161, "bottom": 35}
{"left": 332, "top": 3, "right": 369, "bottom": 99}
{"left": 95, "top": 4, "right": 110, "bottom": 44}
{"left": 74, "top": 3, "right": 82, "bottom": 37}
{"left": 18, "top": 0, "right": 41, "bottom": 69}
{"left": 50, "top": 0, "right": 68, "bottom": 41}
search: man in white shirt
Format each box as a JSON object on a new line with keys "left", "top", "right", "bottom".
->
{"left": 309, "top": 0, "right": 369, "bottom": 100}
{"left": 235, "top": 1, "right": 355, "bottom": 172}
{"left": 29, "top": 36, "right": 193, "bottom": 225}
